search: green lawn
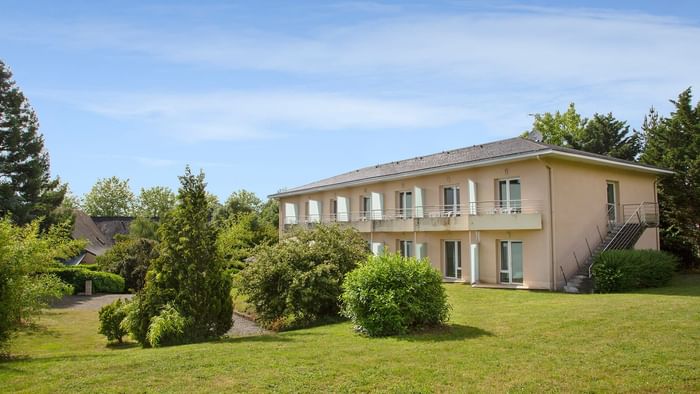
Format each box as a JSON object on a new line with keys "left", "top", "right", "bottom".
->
{"left": 2, "top": 276, "right": 700, "bottom": 393}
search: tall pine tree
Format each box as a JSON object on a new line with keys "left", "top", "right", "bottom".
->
{"left": 0, "top": 60, "right": 65, "bottom": 225}
{"left": 641, "top": 88, "right": 700, "bottom": 269}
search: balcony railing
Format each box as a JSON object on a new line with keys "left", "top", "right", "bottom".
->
{"left": 284, "top": 199, "right": 543, "bottom": 227}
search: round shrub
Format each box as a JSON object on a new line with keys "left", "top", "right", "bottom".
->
{"left": 592, "top": 250, "right": 678, "bottom": 293}
{"left": 341, "top": 253, "right": 450, "bottom": 337}
{"left": 47, "top": 267, "right": 125, "bottom": 294}
{"left": 98, "top": 298, "right": 129, "bottom": 343}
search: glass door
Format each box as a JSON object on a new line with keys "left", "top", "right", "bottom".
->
{"left": 443, "top": 186, "right": 461, "bottom": 216}
{"left": 607, "top": 182, "right": 618, "bottom": 224}
{"left": 444, "top": 240, "right": 462, "bottom": 279}
{"left": 499, "top": 240, "right": 523, "bottom": 284}
{"left": 399, "top": 191, "right": 413, "bottom": 219}
{"left": 498, "top": 178, "right": 521, "bottom": 213}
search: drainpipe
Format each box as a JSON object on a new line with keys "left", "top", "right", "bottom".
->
{"left": 537, "top": 156, "right": 556, "bottom": 291}
{"left": 653, "top": 179, "right": 660, "bottom": 250}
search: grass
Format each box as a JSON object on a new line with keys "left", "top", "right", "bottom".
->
{"left": 2, "top": 275, "right": 700, "bottom": 393}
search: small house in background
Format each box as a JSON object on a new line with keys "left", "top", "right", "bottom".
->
{"left": 65, "top": 210, "right": 134, "bottom": 265}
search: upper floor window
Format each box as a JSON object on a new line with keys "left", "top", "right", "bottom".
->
{"left": 398, "top": 191, "right": 413, "bottom": 219}
{"left": 360, "top": 196, "right": 371, "bottom": 220}
{"left": 443, "top": 186, "right": 461, "bottom": 216}
{"left": 498, "top": 178, "right": 521, "bottom": 213}
{"left": 330, "top": 199, "right": 338, "bottom": 222}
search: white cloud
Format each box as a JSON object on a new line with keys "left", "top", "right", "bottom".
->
{"left": 38, "top": 90, "right": 471, "bottom": 141}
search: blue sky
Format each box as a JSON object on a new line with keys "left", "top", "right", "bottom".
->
{"left": 2, "top": 1, "right": 699, "bottom": 201}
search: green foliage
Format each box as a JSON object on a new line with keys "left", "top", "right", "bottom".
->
{"left": 214, "top": 189, "right": 263, "bottom": 224}
{"left": 98, "top": 298, "right": 129, "bottom": 343}
{"left": 0, "top": 60, "right": 66, "bottom": 227}
{"left": 125, "top": 216, "right": 160, "bottom": 241}
{"left": 0, "top": 218, "right": 81, "bottom": 352}
{"left": 82, "top": 176, "right": 135, "bottom": 216}
{"left": 146, "top": 304, "right": 188, "bottom": 347}
{"left": 47, "top": 266, "right": 125, "bottom": 294}
{"left": 239, "top": 224, "right": 368, "bottom": 329}
{"left": 529, "top": 103, "right": 641, "bottom": 160}
{"left": 125, "top": 167, "right": 233, "bottom": 347}
{"left": 641, "top": 88, "right": 700, "bottom": 269}
{"left": 216, "top": 212, "right": 278, "bottom": 272}
{"left": 135, "top": 186, "right": 176, "bottom": 218}
{"left": 592, "top": 250, "right": 677, "bottom": 293}
{"left": 96, "top": 238, "right": 158, "bottom": 291}
{"left": 341, "top": 253, "right": 450, "bottom": 336}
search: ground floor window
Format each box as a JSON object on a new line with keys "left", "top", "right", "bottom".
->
{"left": 499, "top": 240, "right": 523, "bottom": 284}
{"left": 444, "top": 240, "right": 461, "bottom": 279}
{"left": 399, "top": 240, "right": 413, "bottom": 257}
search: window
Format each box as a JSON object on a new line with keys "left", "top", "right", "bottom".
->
{"left": 330, "top": 199, "right": 338, "bottom": 222}
{"left": 399, "top": 240, "right": 413, "bottom": 257}
{"left": 360, "top": 196, "right": 371, "bottom": 220}
{"left": 499, "top": 240, "right": 523, "bottom": 284}
{"left": 443, "top": 186, "right": 461, "bottom": 216}
{"left": 398, "top": 191, "right": 413, "bottom": 219}
{"left": 444, "top": 240, "right": 462, "bottom": 279}
{"left": 607, "top": 181, "right": 618, "bottom": 223}
{"left": 498, "top": 178, "right": 521, "bottom": 213}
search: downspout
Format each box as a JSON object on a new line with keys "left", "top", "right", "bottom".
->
{"left": 538, "top": 156, "right": 556, "bottom": 291}
{"left": 653, "top": 179, "right": 660, "bottom": 250}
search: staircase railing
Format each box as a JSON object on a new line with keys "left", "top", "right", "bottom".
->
{"left": 588, "top": 202, "right": 656, "bottom": 277}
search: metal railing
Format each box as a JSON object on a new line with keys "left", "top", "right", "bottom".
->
{"left": 284, "top": 200, "right": 543, "bottom": 225}
{"left": 587, "top": 201, "right": 657, "bottom": 277}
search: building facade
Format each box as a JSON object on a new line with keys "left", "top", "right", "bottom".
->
{"left": 270, "top": 138, "right": 671, "bottom": 290}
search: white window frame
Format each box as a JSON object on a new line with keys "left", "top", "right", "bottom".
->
{"left": 442, "top": 186, "right": 461, "bottom": 217}
{"left": 497, "top": 177, "right": 521, "bottom": 214}
{"left": 499, "top": 240, "right": 523, "bottom": 284}
{"left": 398, "top": 240, "right": 413, "bottom": 258}
{"left": 398, "top": 191, "right": 413, "bottom": 219}
{"left": 444, "top": 240, "right": 462, "bottom": 279}
{"left": 330, "top": 198, "right": 338, "bottom": 222}
{"left": 360, "top": 196, "right": 371, "bottom": 220}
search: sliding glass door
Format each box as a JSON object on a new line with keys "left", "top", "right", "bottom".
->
{"left": 444, "top": 240, "right": 462, "bottom": 279}
{"left": 499, "top": 240, "right": 523, "bottom": 284}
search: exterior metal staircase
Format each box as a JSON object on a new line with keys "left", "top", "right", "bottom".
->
{"left": 562, "top": 202, "right": 658, "bottom": 294}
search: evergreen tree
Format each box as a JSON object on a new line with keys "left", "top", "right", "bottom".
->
{"left": 0, "top": 60, "right": 66, "bottom": 225}
{"left": 128, "top": 167, "right": 232, "bottom": 346}
{"left": 641, "top": 88, "right": 700, "bottom": 269}
{"left": 570, "top": 113, "right": 642, "bottom": 160}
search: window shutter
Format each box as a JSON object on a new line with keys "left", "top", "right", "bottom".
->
{"left": 284, "top": 203, "right": 298, "bottom": 224}
{"left": 308, "top": 200, "right": 321, "bottom": 223}
{"left": 371, "top": 242, "right": 385, "bottom": 256}
{"left": 416, "top": 243, "right": 428, "bottom": 260}
{"left": 468, "top": 179, "right": 477, "bottom": 215}
{"left": 470, "top": 243, "right": 479, "bottom": 284}
{"left": 370, "top": 192, "right": 383, "bottom": 220}
{"left": 414, "top": 187, "right": 424, "bottom": 218}
{"left": 337, "top": 196, "right": 349, "bottom": 222}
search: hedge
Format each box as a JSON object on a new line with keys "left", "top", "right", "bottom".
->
{"left": 592, "top": 249, "right": 677, "bottom": 293}
{"left": 48, "top": 266, "right": 125, "bottom": 294}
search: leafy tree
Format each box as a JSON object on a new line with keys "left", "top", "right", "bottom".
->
{"left": 0, "top": 60, "right": 66, "bottom": 226}
{"left": 529, "top": 104, "right": 641, "bottom": 160}
{"left": 0, "top": 218, "right": 84, "bottom": 354}
{"left": 83, "top": 176, "right": 135, "bottom": 216}
{"left": 96, "top": 238, "right": 158, "bottom": 291}
{"left": 135, "top": 186, "right": 176, "bottom": 218}
{"left": 641, "top": 88, "right": 700, "bottom": 269}
{"left": 239, "top": 224, "right": 368, "bottom": 330}
{"left": 214, "top": 189, "right": 262, "bottom": 224}
{"left": 216, "top": 212, "right": 277, "bottom": 271}
{"left": 260, "top": 198, "right": 279, "bottom": 232}
{"left": 126, "top": 167, "right": 233, "bottom": 346}
{"left": 529, "top": 103, "right": 586, "bottom": 146}
{"left": 61, "top": 187, "right": 82, "bottom": 210}
{"left": 125, "top": 216, "right": 160, "bottom": 241}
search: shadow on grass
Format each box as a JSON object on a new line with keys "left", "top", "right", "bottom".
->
{"left": 217, "top": 334, "right": 293, "bottom": 344}
{"left": 395, "top": 324, "right": 494, "bottom": 342}
{"left": 106, "top": 342, "right": 140, "bottom": 350}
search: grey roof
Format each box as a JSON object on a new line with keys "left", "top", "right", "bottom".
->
{"left": 72, "top": 210, "right": 112, "bottom": 256}
{"left": 92, "top": 217, "right": 133, "bottom": 242}
{"left": 271, "top": 137, "right": 672, "bottom": 198}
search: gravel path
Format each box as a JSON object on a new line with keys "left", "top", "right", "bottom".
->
{"left": 52, "top": 294, "right": 271, "bottom": 337}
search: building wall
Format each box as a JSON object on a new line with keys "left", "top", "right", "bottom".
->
{"left": 546, "top": 158, "right": 659, "bottom": 288}
{"left": 277, "top": 156, "right": 659, "bottom": 291}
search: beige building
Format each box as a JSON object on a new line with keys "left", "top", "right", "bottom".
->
{"left": 270, "top": 138, "right": 671, "bottom": 291}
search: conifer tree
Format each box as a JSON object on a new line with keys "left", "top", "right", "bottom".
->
{"left": 0, "top": 60, "right": 65, "bottom": 225}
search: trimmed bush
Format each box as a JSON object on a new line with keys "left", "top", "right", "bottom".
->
{"left": 341, "top": 253, "right": 450, "bottom": 337}
{"left": 592, "top": 250, "right": 678, "bottom": 293}
{"left": 146, "top": 304, "right": 188, "bottom": 347}
{"left": 239, "top": 224, "right": 369, "bottom": 330}
{"left": 96, "top": 238, "right": 158, "bottom": 292}
{"left": 98, "top": 298, "right": 129, "bottom": 343}
{"left": 47, "top": 267, "right": 125, "bottom": 294}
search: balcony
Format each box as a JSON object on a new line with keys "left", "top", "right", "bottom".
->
{"left": 284, "top": 200, "right": 543, "bottom": 232}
